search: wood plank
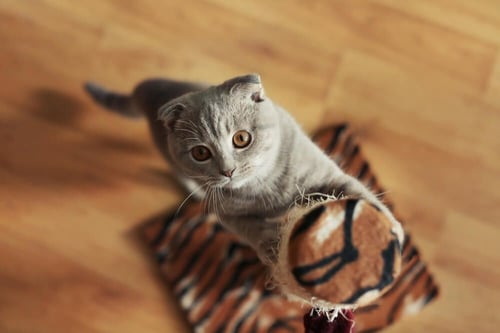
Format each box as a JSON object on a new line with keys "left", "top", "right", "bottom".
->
{"left": 206, "top": 0, "right": 497, "bottom": 91}
{"left": 323, "top": 50, "right": 500, "bottom": 333}
{"left": 374, "top": 0, "right": 500, "bottom": 45}
{"left": 325, "top": 51, "right": 500, "bottom": 169}
{"left": 1, "top": 0, "right": 500, "bottom": 332}
{"left": 484, "top": 54, "right": 500, "bottom": 107}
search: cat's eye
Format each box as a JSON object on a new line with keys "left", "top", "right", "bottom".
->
{"left": 233, "top": 130, "right": 252, "bottom": 148}
{"left": 191, "top": 146, "right": 212, "bottom": 161}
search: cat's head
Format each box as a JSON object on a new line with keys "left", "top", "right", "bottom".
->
{"left": 159, "top": 74, "right": 281, "bottom": 190}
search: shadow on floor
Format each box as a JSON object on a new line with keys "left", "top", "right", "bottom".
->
{"left": 1, "top": 86, "right": 177, "bottom": 191}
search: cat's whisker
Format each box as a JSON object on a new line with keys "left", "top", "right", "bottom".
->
{"left": 186, "top": 119, "right": 198, "bottom": 130}
{"left": 175, "top": 127, "right": 197, "bottom": 133}
{"left": 213, "top": 185, "right": 224, "bottom": 217}
{"left": 175, "top": 128, "right": 201, "bottom": 138}
{"left": 205, "top": 180, "right": 222, "bottom": 219}
{"left": 180, "top": 137, "right": 201, "bottom": 142}
{"left": 176, "top": 119, "right": 198, "bottom": 128}
{"left": 174, "top": 125, "right": 198, "bottom": 133}
{"left": 174, "top": 181, "right": 207, "bottom": 220}
{"left": 177, "top": 119, "right": 197, "bottom": 128}
{"left": 375, "top": 191, "right": 389, "bottom": 199}
{"left": 218, "top": 186, "right": 226, "bottom": 214}
{"left": 204, "top": 186, "right": 213, "bottom": 217}
{"left": 178, "top": 137, "right": 201, "bottom": 143}
{"left": 213, "top": 188, "right": 220, "bottom": 217}
{"left": 214, "top": 187, "right": 220, "bottom": 213}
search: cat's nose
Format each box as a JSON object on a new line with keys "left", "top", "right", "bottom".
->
{"left": 220, "top": 168, "right": 236, "bottom": 178}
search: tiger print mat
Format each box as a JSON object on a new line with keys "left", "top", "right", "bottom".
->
{"left": 142, "top": 124, "right": 439, "bottom": 332}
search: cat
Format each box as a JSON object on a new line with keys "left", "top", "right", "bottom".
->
{"left": 85, "top": 74, "right": 404, "bottom": 261}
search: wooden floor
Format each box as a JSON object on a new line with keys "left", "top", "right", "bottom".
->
{"left": 1, "top": 1, "right": 499, "bottom": 332}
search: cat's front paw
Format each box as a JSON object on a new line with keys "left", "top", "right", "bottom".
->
{"left": 256, "top": 227, "right": 280, "bottom": 264}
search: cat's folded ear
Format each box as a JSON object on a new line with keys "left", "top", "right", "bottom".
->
{"left": 158, "top": 102, "right": 186, "bottom": 131}
{"left": 220, "top": 74, "right": 265, "bottom": 103}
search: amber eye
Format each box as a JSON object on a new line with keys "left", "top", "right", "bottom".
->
{"left": 232, "top": 130, "right": 252, "bottom": 148}
{"left": 191, "top": 146, "right": 212, "bottom": 161}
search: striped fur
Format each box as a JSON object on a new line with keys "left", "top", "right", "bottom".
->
{"left": 142, "top": 124, "right": 438, "bottom": 332}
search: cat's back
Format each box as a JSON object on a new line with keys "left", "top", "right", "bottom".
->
{"left": 132, "top": 79, "right": 205, "bottom": 117}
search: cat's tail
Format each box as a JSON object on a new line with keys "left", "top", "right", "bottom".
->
{"left": 84, "top": 82, "right": 142, "bottom": 118}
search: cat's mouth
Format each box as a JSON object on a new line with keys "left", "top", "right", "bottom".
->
{"left": 211, "top": 176, "right": 248, "bottom": 190}
{"left": 208, "top": 178, "right": 231, "bottom": 189}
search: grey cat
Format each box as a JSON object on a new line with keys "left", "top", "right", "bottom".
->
{"left": 85, "top": 74, "right": 404, "bottom": 261}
